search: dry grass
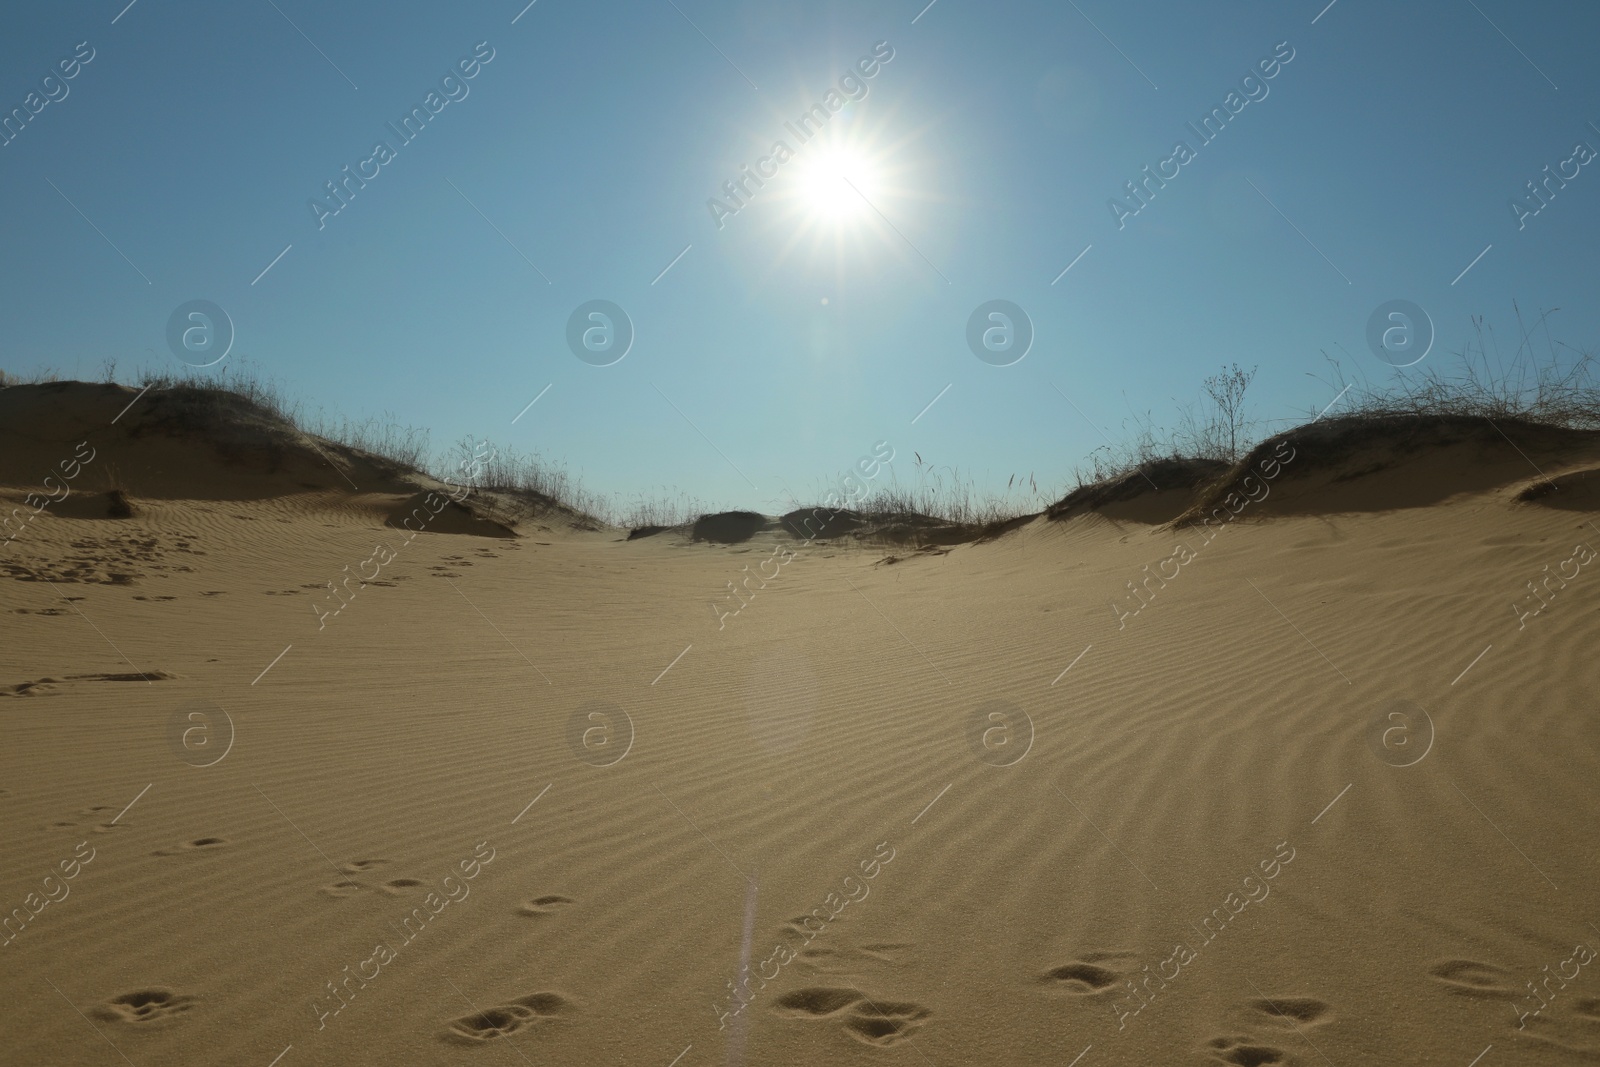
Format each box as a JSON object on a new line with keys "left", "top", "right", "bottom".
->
{"left": 1064, "top": 309, "right": 1597, "bottom": 517}
{"left": 1067, "top": 364, "right": 1260, "bottom": 493}
{"left": 129, "top": 366, "right": 303, "bottom": 431}
{"left": 610, "top": 492, "right": 706, "bottom": 530}
{"left": 1308, "top": 306, "right": 1599, "bottom": 428}
{"left": 763, "top": 459, "right": 1051, "bottom": 550}
{"left": 856, "top": 458, "right": 1047, "bottom": 528}
{"left": 11, "top": 308, "right": 1595, "bottom": 533}
{"left": 0, "top": 367, "right": 63, "bottom": 387}
{"left": 438, "top": 438, "right": 624, "bottom": 523}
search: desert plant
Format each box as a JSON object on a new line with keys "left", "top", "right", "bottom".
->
{"left": 433, "top": 438, "right": 619, "bottom": 523}
{"left": 855, "top": 455, "right": 1045, "bottom": 528}
{"left": 1203, "top": 363, "right": 1260, "bottom": 460}
{"left": 1306, "top": 305, "right": 1598, "bottom": 429}
{"left": 613, "top": 491, "right": 706, "bottom": 529}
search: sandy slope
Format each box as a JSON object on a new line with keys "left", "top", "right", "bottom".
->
{"left": 3, "top": 406, "right": 1600, "bottom": 1065}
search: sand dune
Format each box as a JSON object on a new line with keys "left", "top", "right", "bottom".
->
{"left": 3, "top": 383, "right": 1599, "bottom": 1065}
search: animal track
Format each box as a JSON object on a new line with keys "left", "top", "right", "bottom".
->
{"left": 3, "top": 671, "right": 175, "bottom": 698}
{"left": 76, "top": 671, "right": 177, "bottom": 682}
{"left": 0, "top": 533, "right": 197, "bottom": 586}
{"left": 1429, "top": 959, "right": 1518, "bottom": 998}
{"left": 1041, "top": 951, "right": 1136, "bottom": 993}
{"left": 843, "top": 999, "right": 932, "bottom": 1046}
{"left": 799, "top": 941, "right": 909, "bottom": 971}
{"left": 154, "top": 837, "right": 227, "bottom": 856}
{"left": 323, "top": 867, "right": 408, "bottom": 897}
{"left": 1206, "top": 1035, "right": 1287, "bottom": 1066}
{"left": 340, "top": 859, "right": 387, "bottom": 875}
{"left": 774, "top": 987, "right": 931, "bottom": 1046}
{"left": 444, "top": 991, "right": 576, "bottom": 1044}
{"left": 1248, "top": 996, "right": 1332, "bottom": 1027}
{"left": 94, "top": 988, "right": 198, "bottom": 1025}
{"left": 47, "top": 805, "right": 123, "bottom": 833}
{"left": 1043, "top": 962, "right": 1119, "bottom": 992}
{"left": 7, "top": 678, "right": 62, "bottom": 697}
{"left": 773, "top": 988, "right": 862, "bottom": 1017}
{"left": 518, "top": 895, "right": 576, "bottom": 916}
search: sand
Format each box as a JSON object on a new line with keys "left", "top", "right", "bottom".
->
{"left": 3, "top": 383, "right": 1600, "bottom": 1066}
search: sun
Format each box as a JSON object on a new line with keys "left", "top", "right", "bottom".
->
{"left": 792, "top": 146, "right": 880, "bottom": 224}
{"left": 745, "top": 110, "right": 935, "bottom": 280}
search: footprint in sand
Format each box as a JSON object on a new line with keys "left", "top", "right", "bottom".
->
{"left": 380, "top": 878, "right": 426, "bottom": 895}
{"left": 1205, "top": 1035, "right": 1288, "bottom": 1066}
{"left": 444, "top": 991, "right": 577, "bottom": 1044}
{"left": 1040, "top": 951, "right": 1138, "bottom": 994}
{"left": 320, "top": 880, "right": 367, "bottom": 898}
{"left": 10, "top": 672, "right": 176, "bottom": 698}
{"left": 518, "top": 895, "right": 576, "bottom": 916}
{"left": 4, "top": 678, "right": 62, "bottom": 698}
{"left": 773, "top": 988, "right": 863, "bottom": 1018}
{"left": 800, "top": 941, "right": 909, "bottom": 971}
{"left": 153, "top": 837, "right": 228, "bottom": 856}
{"left": 94, "top": 988, "right": 198, "bottom": 1025}
{"left": 843, "top": 999, "right": 932, "bottom": 1046}
{"left": 339, "top": 859, "right": 387, "bottom": 875}
{"left": 1428, "top": 959, "right": 1518, "bottom": 998}
{"left": 773, "top": 987, "right": 932, "bottom": 1046}
{"left": 1519, "top": 996, "right": 1600, "bottom": 1055}
{"left": 1247, "top": 996, "right": 1333, "bottom": 1028}
{"left": 47, "top": 805, "right": 123, "bottom": 834}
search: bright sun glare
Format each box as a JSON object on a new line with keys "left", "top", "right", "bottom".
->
{"left": 795, "top": 148, "right": 878, "bottom": 222}
{"left": 758, "top": 118, "right": 926, "bottom": 275}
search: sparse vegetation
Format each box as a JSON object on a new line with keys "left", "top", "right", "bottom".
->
{"left": 131, "top": 365, "right": 300, "bottom": 427}
{"left": 856, "top": 456, "right": 1045, "bottom": 528}
{"left": 1199, "top": 363, "right": 1259, "bottom": 463}
{"left": 0, "top": 366, "right": 63, "bottom": 387}
{"left": 1069, "top": 362, "right": 1261, "bottom": 492}
{"left": 441, "top": 438, "right": 617, "bottom": 521}
{"left": 5, "top": 306, "right": 1595, "bottom": 537}
{"left": 313, "top": 413, "right": 430, "bottom": 470}
{"left": 611, "top": 492, "right": 707, "bottom": 529}
{"left": 1308, "top": 306, "right": 1599, "bottom": 429}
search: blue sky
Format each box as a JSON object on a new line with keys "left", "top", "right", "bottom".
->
{"left": 2, "top": 0, "right": 1597, "bottom": 513}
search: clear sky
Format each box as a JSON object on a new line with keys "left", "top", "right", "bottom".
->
{"left": 2, "top": 0, "right": 1597, "bottom": 513}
